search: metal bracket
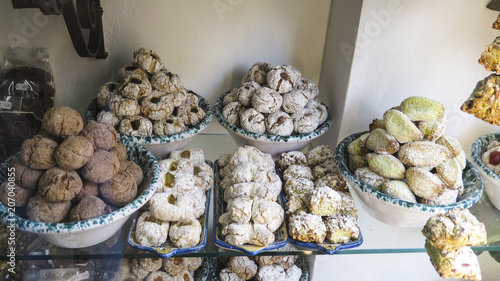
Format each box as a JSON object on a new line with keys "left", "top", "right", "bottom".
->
{"left": 11, "top": 0, "right": 108, "bottom": 59}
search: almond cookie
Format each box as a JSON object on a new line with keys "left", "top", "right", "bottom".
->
{"left": 276, "top": 151, "right": 308, "bottom": 173}
{"left": 291, "top": 108, "right": 319, "bottom": 134}
{"left": 119, "top": 116, "right": 153, "bottom": 137}
{"left": 222, "top": 101, "right": 245, "bottom": 126}
{"left": 266, "top": 65, "right": 301, "bottom": 93}
{"left": 111, "top": 141, "right": 127, "bottom": 161}
{"left": 169, "top": 219, "right": 202, "bottom": 248}
{"left": 366, "top": 153, "right": 405, "bottom": 180}
{"left": 227, "top": 256, "right": 258, "bottom": 280}
{"left": 400, "top": 96, "right": 444, "bottom": 122}
{"left": 365, "top": 128, "right": 399, "bottom": 155}
{"left": 151, "top": 70, "right": 184, "bottom": 93}
{"left": 383, "top": 109, "right": 423, "bottom": 143}
{"left": 247, "top": 62, "right": 272, "bottom": 85}
{"left": 224, "top": 182, "right": 281, "bottom": 202}
{"left": 435, "top": 135, "right": 462, "bottom": 158}
{"left": 158, "top": 172, "right": 195, "bottom": 194}
{"left": 131, "top": 259, "right": 150, "bottom": 279}
{"left": 226, "top": 196, "right": 253, "bottom": 224}
{"left": 398, "top": 141, "right": 451, "bottom": 168}
{"left": 135, "top": 211, "right": 170, "bottom": 247}
{"left": 307, "top": 186, "right": 341, "bottom": 216}
{"left": 26, "top": 195, "right": 71, "bottom": 223}
{"left": 154, "top": 116, "right": 186, "bottom": 136}
{"left": 109, "top": 94, "right": 141, "bottom": 116}
{"left": 256, "top": 265, "right": 287, "bottom": 281}
{"left": 228, "top": 145, "right": 274, "bottom": 170}
{"left": 176, "top": 103, "right": 206, "bottom": 126}
{"left": 117, "top": 62, "right": 149, "bottom": 83}
{"left": 419, "top": 116, "right": 447, "bottom": 141}
{"left": 118, "top": 160, "right": 144, "bottom": 186}
{"left": 305, "top": 98, "right": 328, "bottom": 124}
{"left": 306, "top": 144, "right": 335, "bottom": 166}
{"left": 163, "top": 257, "right": 202, "bottom": 275}
{"left": 288, "top": 212, "right": 326, "bottom": 243}
{"left": 38, "top": 167, "right": 82, "bottom": 203}
{"left": 80, "top": 150, "right": 120, "bottom": 183}
{"left": 99, "top": 170, "right": 138, "bottom": 206}
{"left": 312, "top": 159, "right": 338, "bottom": 180}
{"left": 97, "top": 82, "right": 120, "bottom": 109}
{"left": 266, "top": 111, "right": 293, "bottom": 136}
{"left": 42, "top": 106, "right": 84, "bottom": 137}
{"left": 69, "top": 195, "right": 111, "bottom": 221}
{"left": 141, "top": 91, "right": 175, "bottom": 121}
{"left": 347, "top": 133, "right": 370, "bottom": 156}
{"left": 133, "top": 47, "right": 165, "bottom": 74}
{"left": 251, "top": 198, "right": 284, "bottom": 232}
{"left": 295, "top": 78, "right": 319, "bottom": 99}
{"left": 146, "top": 271, "right": 173, "bottom": 281}
{"left": 172, "top": 271, "right": 194, "bottom": 281}
{"left": 73, "top": 180, "right": 99, "bottom": 202}
{"left": 436, "top": 158, "right": 463, "bottom": 190}
{"left": 380, "top": 180, "right": 416, "bottom": 203}
{"left": 283, "top": 165, "right": 312, "bottom": 182}
{"left": 223, "top": 88, "right": 239, "bottom": 106}
{"left": 282, "top": 89, "right": 309, "bottom": 113}
{"left": 96, "top": 110, "right": 121, "bottom": 128}
{"left": 149, "top": 191, "right": 194, "bottom": 222}
{"left": 159, "top": 158, "right": 194, "bottom": 175}
{"left": 354, "top": 167, "right": 388, "bottom": 190}
{"left": 54, "top": 135, "right": 94, "bottom": 170}
{"left": 251, "top": 87, "right": 283, "bottom": 114}
{"left": 406, "top": 167, "right": 445, "bottom": 200}
{"left": 139, "top": 257, "right": 163, "bottom": 272}
{"left": 240, "top": 108, "right": 266, "bottom": 134}
{"left": 314, "top": 174, "right": 348, "bottom": 192}
{"left": 237, "top": 81, "right": 261, "bottom": 107}
{"left": 120, "top": 75, "right": 152, "bottom": 99}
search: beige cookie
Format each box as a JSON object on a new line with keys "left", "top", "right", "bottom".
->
{"left": 99, "top": 170, "right": 138, "bottom": 206}
{"left": 169, "top": 219, "right": 202, "bottom": 248}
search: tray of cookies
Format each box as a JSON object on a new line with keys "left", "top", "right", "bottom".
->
{"left": 119, "top": 257, "right": 210, "bottom": 281}
{"left": 276, "top": 145, "right": 363, "bottom": 254}
{"left": 127, "top": 148, "right": 213, "bottom": 258}
{"left": 213, "top": 146, "right": 288, "bottom": 256}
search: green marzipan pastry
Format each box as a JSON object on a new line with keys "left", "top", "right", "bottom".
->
{"left": 380, "top": 180, "right": 416, "bottom": 203}
{"left": 366, "top": 153, "right": 405, "bottom": 180}
{"left": 406, "top": 167, "right": 445, "bottom": 200}
{"left": 400, "top": 96, "right": 444, "bottom": 122}
{"left": 365, "top": 128, "right": 400, "bottom": 155}
{"left": 398, "top": 141, "right": 451, "bottom": 168}
{"left": 383, "top": 109, "right": 424, "bottom": 143}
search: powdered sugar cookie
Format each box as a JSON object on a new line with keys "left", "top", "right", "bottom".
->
{"left": 251, "top": 87, "right": 283, "bottom": 114}
{"left": 251, "top": 198, "right": 284, "bottom": 232}
{"left": 247, "top": 62, "right": 272, "bottom": 85}
{"left": 266, "top": 111, "right": 293, "bottom": 136}
{"left": 282, "top": 89, "right": 309, "bottom": 113}
{"left": 223, "top": 88, "right": 239, "bottom": 106}
{"left": 172, "top": 271, "right": 194, "bottom": 281}
{"left": 306, "top": 144, "right": 335, "bottom": 166}
{"left": 135, "top": 211, "right": 170, "bottom": 247}
{"left": 283, "top": 165, "right": 313, "bottom": 182}
{"left": 119, "top": 116, "right": 153, "bottom": 137}
{"left": 159, "top": 158, "right": 194, "bottom": 175}
{"left": 295, "top": 78, "right": 319, "bottom": 99}
{"left": 120, "top": 75, "right": 152, "bottom": 99}
{"left": 139, "top": 257, "right": 163, "bottom": 272}
{"left": 292, "top": 108, "right": 320, "bottom": 134}
{"left": 237, "top": 81, "right": 261, "bottom": 107}
{"left": 170, "top": 148, "right": 205, "bottom": 164}
{"left": 153, "top": 116, "right": 186, "bottom": 136}
{"left": 184, "top": 90, "right": 200, "bottom": 105}
{"left": 305, "top": 98, "right": 328, "bottom": 124}
{"left": 131, "top": 259, "right": 150, "bottom": 279}
{"left": 118, "top": 62, "right": 149, "bottom": 83}
{"left": 151, "top": 70, "right": 184, "bottom": 93}
{"left": 110, "top": 94, "right": 140, "bottom": 117}
{"left": 96, "top": 110, "right": 120, "bottom": 127}
{"left": 149, "top": 191, "right": 194, "bottom": 222}
{"left": 141, "top": 91, "right": 175, "bottom": 120}
{"left": 222, "top": 101, "right": 245, "bottom": 126}
{"left": 276, "top": 151, "right": 308, "bottom": 173}
{"left": 266, "top": 65, "right": 301, "bottom": 93}
{"left": 219, "top": 268, "right": 244, "bottom": 281}
{"left": 256, "top": 264, "right": 287, "bottom": 281}
{"left": 227, "top": 256, "right": 258, "bottom": 280}
{"left": 133, "top": 48, "right": 165, "bottom": 74}
{"left": 97, "top": 82, "right": 120, "bottom": 109}
{"left": 146, "top": 271, "right": 173, "bottom": 281}
{"left": 169, "top": 219, "right": 202, "bottom": 248}
{"left": 176, "top": 103, "right": 206, "bottom": 126}
{"left": 240, "top": 108, "right": 266, "bottom": 134}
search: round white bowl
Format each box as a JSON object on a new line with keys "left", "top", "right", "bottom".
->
{"left": 471, "top": 133, "right": 500, "bottom": 212}
{"left": 0, "top": 139, "right": 159, "bottom": 248}
{"left": 213, "top": 91, "right": 332, "bottom": 158}
{"left": 85, "top": 93, "right": 213, "bottom": 159}
{"left": 335, "top": 131, "right": 484, "bottom": 228}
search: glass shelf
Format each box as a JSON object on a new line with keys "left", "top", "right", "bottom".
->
{"left": 1, "top": 133, "right": 500, "bottom": 262}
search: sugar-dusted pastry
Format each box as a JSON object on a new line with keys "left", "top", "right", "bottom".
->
{"left": 398, "top": 141, "right": 451, "bottom": 168}
{"left": 172, "top": 271, "right": 194, "bottom": 281}
{"left": 306, "top": 144, "right": 335, "bottom": 166}
{"left": 149, "top": 191, "right": 194, "bottom": 222}
{"left": 436, "top": 158, "right": 463, "bottom": 190}
{"left": 193, "top": 161, "right": 214, "bottom": 192}
{"left": 420, "top": 188, "right": 459, "bottom": 206}
{"left": 255, "top": 264, "right": 287, "bottom": 281}
{"left": 131, "top": 259, "right": 150, "bottom": 279}
{"left": 314, "top": 174, "right": 348, "bottom": 192}
{"left": 151, "top": 70, "right": 184, "bottom": 93}
{"left": 226, "top": 196, "right": 253, "bottom": 224}
{"left": 288, "top": 212, "right": 326, "bottom": 243}
{"left": 119, "top": 116, "right": 153, "bottom": 137}
{"left": 435, "top": 135, "right": 462, "bottom": 158}
{"left": 311, "top": 159, "right": 337, "bottom": 180}
{"left": 133, "top": 47, "right": 164, "bottom": 74}
{"left": 324, "top": 214, "right": 360, "bottom": 244}
{"left": 337, "top": 192, "right": 359, "bottom": 218}
{"left": 141, "top": 91, "right": 175, "bottom": 121}
{"left": 285, "top": 194, "right": 308, "bottom": 215}
{"left": 157, "top": 172, "right": 195, "bottom": 194}
{"left": 237, "top": 81, "right": 261, "bottom": 107}
{"left": 168, "top": 219, "right": 202, "bottom": 248}
{"left": 399, "top": 96, "right": 445, "bottom": 122}
{"left": 251, "top": 87, "right": 283, "bottom": 114}
{"left": 365, "top": 128, "right": 399, "bottom": 155}
{"left": 247, "top": 62, "right": 272, "bottom": 85}
{"left": 145, "top": 271, "right": 173, "bottom": 281}
{"left": 366, "top": 153, "right": 406, "bottom": 180}
{"left": 425, "top": 241, "right": 481, "bottom": 281}
{"left": 347, "top": 133, "right": 370, "bottom": 156}
{"left": 240, "top": 108, "right": 266, "bottom": 134}
{"left": 418, "top": 116, "right": 447, "bottom": 141}
{"left": 251, "top": 198, "right": 284, "bottom": 232}
{"left": 380, "top": 180, "right": 417, "bottom": 203}
{"left": 109, "top": 94, "right": 141, "bottom": 117}
{"left": 154, "top": 116, "right": 186, "bottom": 136}
{"left": 135, "top": 211, "right": 170, "bottom": 247}
{"left": 266, "top": 65, "right": 301, "bottom": 93}
{"left": 283, "top": 177, "right": 314, "bottom": 198}
{"left": 219, "top": 268, "right": 244, "bottom": 281}
{"left": 228, "top": 145, "right": 274, "bottom": 170}
{"left": 296, "top": 78, "right": 319, "bottom": 99}
{"left": 117, "top": 62, "right": 148, "bottom": 83}
{"left": 276, "top": 151, "right": 308, "bottom": 173}
{"left": 97, "top": 81, "right": 120, "bottom": 109}
{"left": 305, "top": 98, "right": 328, "bottom": 124}
{"left": 120, "top": 75, "right": 152, "bottom": 99}
{"left": 422, "top": 209, "right": 487, "bottom": 250}
{"left": 281, "top": 89, "right": 309, "bottom": 114}
{"left": 406, "top": 167, "right": 446, "bottom": 200}
{"left": 222, "top": 222, "right": 275, "bottom": 246}
{"left": 163, "top": 257, "right": 201, "bottom": 275}
{"left": 383, "top": 109, "right": 423, "bottom": 143}
{"left": 307, "top": 186, "right": 341, "bottom": 216}
{"left": 224, "top": 182, "right": 280, "bottom": 202}
{"left": 479, "top": 36, "right": 500, "bottom": 72}
{"left": 227, "top": 256, "right": 258, "bottom": 280}
{"left": 99, "top": 170, "right": 138, "bottom": 206}
{"left": 252, "top": 255, "right": 298, "bottom": 270}
{"left": 266, "top": 111, "right": 293, "bottom": 136}
{"left": 96, "top": 110, "right": 121, "bottom": 128}
{"left": 170, "top": 148, "right": 206, "bottom": 164}
{"left": 282, "top": 164, "right": 312, "bottom": 182}
{"left": 461, "top": 73, "right": 500, "bottom": 125}
{"left": 176, "top": 103, "right": 206, "bottom": 126}
{"left": 354, "top": 167, "right": 388, "bottom": 190}
{"left": 138, "top": 257, "right": 163, "bottom": 272}
{"left": 222, "top": 101, "right": 245, "bottom": 126}
{"left": 291, "top": 108, "right": 319, "bottom": 134}
{"left": 223, "top": 88, "right": 239, "bottom": 106}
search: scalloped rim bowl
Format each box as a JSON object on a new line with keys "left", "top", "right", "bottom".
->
{"left": 471, "top": 133, "right": 500, "bottom": 212}
{"left": 335, "top": 131, "right": 484, "bottom": 228}
{"left": 85, "top": 93, "right": 213, "bottom": 159}
{"left": 213, "top": 91, "right": 332, "bottom": 158}
{"left": 0, "top": 139, "right": 159, "bottom": 248}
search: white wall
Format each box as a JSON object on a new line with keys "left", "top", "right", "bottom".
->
{"left": 0, "top": 0, "right": 331, "bottom": 134}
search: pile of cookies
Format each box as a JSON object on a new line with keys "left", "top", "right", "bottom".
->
{"left": 118, "top": 257, "right": 203, "bottom": 281}
{"left": 348, "top": 96, "right": 467, "bottom": 205}
{"left": 0, "top": 106, "right": 143, "bottom": 223}
{"left": 422, "top": 209, "right": 486, "bottom": 280}
{"left": 134, "top": 149, "right": 212, "bottom": 248}
{"left": 277, "top": 145, "right": 360, "bottom": 244}
{"left": 216, "top": 146, "right": 284, "bottom": 246}
{"left": 95, "top": 48, "right": 206, "bottom": 137}
{"left": 221, "top": 62, "right": 328, "bottom": 136}
{"left": 217, "top": 255, "right": 302, "bottom": 281}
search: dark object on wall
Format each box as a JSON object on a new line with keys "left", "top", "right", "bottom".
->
{"left": 487, "top": 0, "right": 500, "bottom": 29}
{"left": 11, "top": 0, "right": 108, "bottom": 59}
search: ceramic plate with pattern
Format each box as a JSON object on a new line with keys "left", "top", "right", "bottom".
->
{"left": 0, "top": 140, "right": 159, "bottom": 248}
{"left": 127, "top": 161, "right": 213, "bottom": 258}
{"left": 471, "top": 133, "right": 500, "bottom": 211}
{"left": 213, "top": 161, "right": 288, "bottom": 256}
{"left": 335, "top": 131, "right": 484, "bottom": 228}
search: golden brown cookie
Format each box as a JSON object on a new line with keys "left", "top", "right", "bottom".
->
{"left": 38, "top": 167, "right": 83, "bottom": 203}
{"left": 99, "top": 171, "right": 137, "bottom": 206}
{"left": 54, "top": 135, "right": 94, "bottom": 170}
{"left": 70, "top": 195, "right": 111, "bottom": 221}
{"left": 20, "top": 135, "right": 58, "bottom": 170}
{"left": 42, "top": 106, "right": 84, "bottom": 137}
{"left": 80, "top": 150, "right": 120, "bottom": 183}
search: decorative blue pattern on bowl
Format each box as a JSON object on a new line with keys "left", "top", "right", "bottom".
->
{"left": 0, "top": 141, "right": 159, "bottom": 247}
{"left": 335, "top": 131, "right": 484, "bottom": 215}
{"left": 213, "top": 160, "right": 288, "bottom": 256}
{"left": 127, "top": 161, "right": 213, "bottom": 258}
{"left": 471, "top": 133, "right": 500, "bottom": 211}
{"left": 85, "top": 93, "right": 213, "bottom": 146}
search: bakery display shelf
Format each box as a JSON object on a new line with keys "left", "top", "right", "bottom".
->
{"left": 2, "top": 134, "right": 500, "bottom": 261}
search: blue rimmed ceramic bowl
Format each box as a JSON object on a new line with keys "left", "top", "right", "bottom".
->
{"left": 85, "top": 93, "right": 213, "bottom": 159}
{"left": 471, "top": 133, "right": 500, "bottom": 212}
{"left": 213, "top": 91, "right": 332, "bottom": 158}
{"left": 0, "top": 139, "right": 159, "bottom": 248}
{"left": 335, "top": 131, "right": 484, "bottom": 228}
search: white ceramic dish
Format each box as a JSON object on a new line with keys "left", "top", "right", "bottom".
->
{"left": 85, "top": 93, "right": 213, "bottom": 159}
{"left": 213, "top": 91, "right": 332, "bottom": 158}
{"left": 335, "top": 131, "right": 484, "bottom": 228}
{"left": 0, "top": 139, "right": 159, "bottom": 248}
{"left": 471, "top": 133, "right": 500, "bottom": 212}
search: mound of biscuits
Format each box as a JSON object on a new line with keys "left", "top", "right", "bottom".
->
{"left": 0, "top": 106, "right": 143, "bottom": 223}
{"left": 348, "top": 96, "right": 467, "bottom": 205}
{"left": 133, "top": 149, "right": 212, "bottom": 248}
{"left": 95, "top": 48, "right": 206, "bottom": 137}
{"left": 422, "top": 209, "right": 486, "bottom": 280}
{"left": 221, "top": 62, "right": 329, "bottom": 136}
{"left": 217, "top": 255, "right": 302, "bottom": 281}
{"left": 277, "top": 145, "right": 360, "bottom": 244}
{"left": 216, "top": 145, "right": 284, "bottom": 247}
{"left": 118, "top": 257, "right": 203, "bottom": 281}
